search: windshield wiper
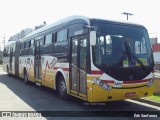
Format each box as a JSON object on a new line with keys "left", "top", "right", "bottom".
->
{"left": 116, "top": 52, "right": 127, "bottom": 67}
{"left": 116, "top": 38, "right": 147, "bottom": 71}
{"left": 115, "top": 39, "right": 132, "bottom": 67}
{"left": 125, "top": 39, "right": 147, "bottom": 71}
{"left": 132, "top": 54, "right": 146, "bottom": 71}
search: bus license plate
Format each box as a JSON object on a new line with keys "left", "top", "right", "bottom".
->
{"left": 125, "top": 92, "right": 136, "bottom": 97}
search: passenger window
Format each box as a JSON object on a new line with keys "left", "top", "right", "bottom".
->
{"left": 13, "top": 45, "right": 15, "bottom": 56}
{"left": 30, "top": 39, "right": 34, "bottom": 47}
{"left": 20, "top": 43, "right": 24, "bottom": 49}
{"left": 135, "top": 38, "right": 147, "bottom": 54}
{"left": 45, "top": 34, "right": 52, "bottom": 45}
{"left": 26, "top": 42, "right": 30, "bottom": 48}
{"left": 57, "top": 29, "right": 67, "bottom": 42}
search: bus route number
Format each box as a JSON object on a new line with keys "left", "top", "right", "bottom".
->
{"left": 113, "top": 80, "right": 123, "bottom": 88}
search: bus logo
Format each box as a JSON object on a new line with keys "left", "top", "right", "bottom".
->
{"left": 113, "top": 81, "right": 123, "bottom": 88}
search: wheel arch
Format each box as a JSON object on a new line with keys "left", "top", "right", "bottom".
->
{"left": 54, "top": 68, "right": 68, "bottom": 93}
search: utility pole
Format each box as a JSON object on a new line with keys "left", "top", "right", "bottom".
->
{"left": 121, "top": 12, "right": 134, "bottom": 20}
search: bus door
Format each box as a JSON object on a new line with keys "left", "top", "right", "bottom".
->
{"left": 70, "top": 35, "right": 87, "bottom": 97}
{"left": 9, "top": 47, "right": 13, "bottom": 72}
{"left": 35, "top": 39, "right": 43, "bottom": 81}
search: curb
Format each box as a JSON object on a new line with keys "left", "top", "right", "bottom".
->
{"left": 135, "top": 98, "right": 160, "bottom": 107}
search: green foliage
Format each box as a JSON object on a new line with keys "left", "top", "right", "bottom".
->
{"left": 146, "top": 94, "right": 160, "bottom": 102}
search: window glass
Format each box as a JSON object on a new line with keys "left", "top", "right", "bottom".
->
{"left": 25, "top": 42, "right": 29, "bottom": 48}
{"left": 13, "top": 44, "right": 15, "bottom": 55}
{"left": 8, "top": 47, "right": 10, "bottom": 54}
{"left": 80, "top": 38, "right": 87, "bottom": 71}
{"left": 45, "top": 34, "right": 52, "bottom": 45}
{"left": 30, "top": 39, "right": 34, "bottom": 47}
{"left": 57, "top": 29, "right": 67, "bottom": 42}
{"left": 20, "top": 43, "right": 24, "bottom": 49}
{"left": 135, "top": 38, "right": 147, "bottom": 54}
{"left": 6, "top": 48, "right": 8, "bottom": 53}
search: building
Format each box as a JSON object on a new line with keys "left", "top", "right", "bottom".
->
{"left": 150, "top": 37, "right": 158, "bottom": 45}
{"left": 152, "top": 43, "right": 160, "bottom": 72}
{"left": 8, "top": 22, "right": 46, "bottom": 42}
{"left": 8, "top": 28, "right": 33, "bottom": 42}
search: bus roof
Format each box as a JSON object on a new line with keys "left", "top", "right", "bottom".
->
{"left": 22, "top": 15, "right": 146, "bottom": 41}
{"left": 90, "top": 18, "right": 145, "bottom": 28}
{"left": 24, "top": 15, "right": 90, "bottom": 39}
{"left": 4, "top": 41, "right": 16, "bottom": 47}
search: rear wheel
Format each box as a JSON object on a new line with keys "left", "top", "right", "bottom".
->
{"left": 24, "top": 70, "right": 30, "bottom": 84}
{"left": 7, "top": 66, "right": 10, "bottom": 76}
{"left": 57, "top": 76, "right": 69, "bottom": 100}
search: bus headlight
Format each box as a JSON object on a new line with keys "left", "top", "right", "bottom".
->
{"left": 146, "top": 78, "right": 154, "bottom": 88}
{"left": 93, "top": 78, "right": 112, "bottom": 91}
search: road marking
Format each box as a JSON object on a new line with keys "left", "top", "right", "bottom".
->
{"left": 126, "top": 99, "right": 160, "bottom": 110}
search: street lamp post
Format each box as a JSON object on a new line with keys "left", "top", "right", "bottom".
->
{"left": 121, "top": 12, "right": 134, "bottom": 20}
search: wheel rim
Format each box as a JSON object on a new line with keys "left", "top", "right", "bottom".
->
{"left": 59, "top": 80, "right": 66, "bottom": 95}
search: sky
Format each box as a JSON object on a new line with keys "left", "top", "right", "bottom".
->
{"left": 0, "top": 0, "right": 160, "bottom": 49}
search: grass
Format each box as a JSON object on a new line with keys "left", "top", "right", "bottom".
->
{"left": 144, "top": 78, "right": 160, "bottom": 102}
{"left": 145, "top": 94, "right": 160, "bottom": 102}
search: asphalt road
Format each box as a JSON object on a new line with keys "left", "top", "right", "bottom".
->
{"left": 0, "top": 67, "right": 159, "bottom": 120}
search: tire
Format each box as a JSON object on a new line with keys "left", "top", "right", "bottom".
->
{"left": 24, "top": 70, "right": 30, "bottom": 84}
{"left": 7, "top": 66, "right": 11, "bottom": 76}
{"left": 57, "top": 76, "right": 69, "bottom": 100}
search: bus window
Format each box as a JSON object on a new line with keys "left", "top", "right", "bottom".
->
{"left": 29, "top": 39, "right": 35, "bottom": 55}
{"left": 45, "top": 34, "right": 52, "bottom": 45}
{"left": 135, "top": 38, "right": 147, "bottom": 54}
{"left": 13, "top": 44, "right": 15, "bottom": 56}
{"left": 3, "top": 48, "right": 7, "bottom": 57}
{"left": 6, "top": 47, "right": 9, "bottom": 56}
{"left": 20, "top": 43, "right": 24, "bottom": 49}
{"left": 57, "top": 29, "right": 67, "bottom": 42}
{"left": 55, "top": 29, "right": 68, "bottom": 53}
{"left": 25, "top": 41, "right": 29, "bottom": 48}
{"left": 30, "top": 39, "right": 34, "bottom": 48}
{"left": 80, "top": 38, "right": 87, "bottom": 71}
{"left": 21, "top": 42, "right": 29, "bottom": 55}
{"left": 43, "top": 34, "right": 54, "bottom": 54}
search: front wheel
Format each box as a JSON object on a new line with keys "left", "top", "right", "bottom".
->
{"left": 57, "top": 76, "right": 69, "bottom": 100}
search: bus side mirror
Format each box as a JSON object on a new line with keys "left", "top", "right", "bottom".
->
{"left": 90, "top": 31, "right": 96, "bottom": 46}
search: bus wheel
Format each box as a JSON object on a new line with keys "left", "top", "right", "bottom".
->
{"left": 7, "top": 66, "right": 10, "bottom": 76}
{"left": 58, "top": 76, "right": 69, "bottom": 100}
{"left": 24, "top": 70, "right": 29, "bottom": 84}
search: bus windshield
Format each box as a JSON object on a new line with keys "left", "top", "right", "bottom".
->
{"left": 92, "top": 22, "right": 154, "bottom": 80}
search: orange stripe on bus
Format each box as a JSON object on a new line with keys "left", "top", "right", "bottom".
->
{"left": 91, "top": 70, "right": 103, "bottom": 75}
{"left": 53, "top": 67, "right": 69, "bottom": 71}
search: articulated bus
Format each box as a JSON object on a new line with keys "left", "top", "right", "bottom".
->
{"left": 3, "top": 16, "right": 154, "bottom": 102}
